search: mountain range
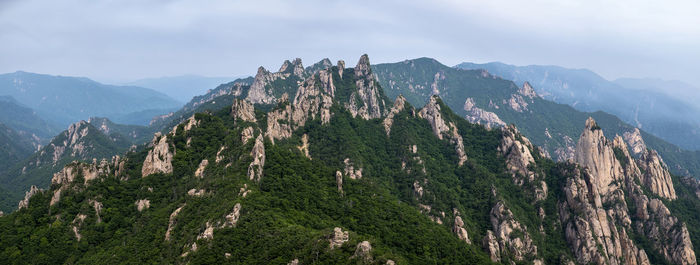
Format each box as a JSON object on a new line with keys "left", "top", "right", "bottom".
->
{"left": 456, "top": 62, "right": 700, "bottom": 150}
{"left": 0, "top": 55, "right": 699, "bottom": 265}
{"left": 0, "top": 71, "right": 183, "bottom": 127}
{"left": 1, "top": 55, "right": 698, "bottom": 265}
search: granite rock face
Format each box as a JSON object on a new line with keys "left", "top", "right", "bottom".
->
{"left": 623, "top": 128, "right": 647, "bottom": 157}
{"left": 498, "top": 125, "right": 548, "bottom": 201}
{"left": 637, "top": 149, "right": 677, "bottom": 200}
{"left": 561, "top": 117, "right": 695, "bottom": 265}
{"left": 463, "top": 97, "right": 506, "bottom": 129}
{"left": 418, "top": 95, "right": 467, "bottom": 165}
{"left": 231, "top": 99, "right": 257, "bottom": 124}
{"left": 482, "top": 201, "right": 538, "bottom": 263}
{"left": 50, "top": 160, "right": 114, "bottom": 206}
{"left": 142, "top": 132, "right": 174, "bottom": 177}
{"left": 247, "top": 134, "right": 266, "bottom": 182}
{"left": 247, "top": 58, "right": 306, "bottom": 104}
{"left": 575, "top": 118, "right": 625, "bottom": 195}
{"left": 346, "top": 54, "right": 387, "bottom": 119}
{"left": 383, "top": 95, "right": 406, "bottom": 136}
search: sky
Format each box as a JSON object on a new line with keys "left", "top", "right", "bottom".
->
{"left": 1, "top": 0, "right": 698, "bottom": 85}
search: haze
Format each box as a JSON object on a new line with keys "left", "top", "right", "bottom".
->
{"left": 1, "top": 0, "right": 698, "bottom": 85}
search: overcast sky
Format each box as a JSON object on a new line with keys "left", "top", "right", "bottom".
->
{"left": 1, "top": 0, "right": 698, "bottom": 85}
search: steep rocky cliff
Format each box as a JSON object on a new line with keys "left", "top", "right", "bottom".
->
{"left": 560, "top": 117, "right": 696, "bottom": 265}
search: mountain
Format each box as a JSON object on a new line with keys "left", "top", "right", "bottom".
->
{"left": 0, "top": 95, "right": 60, "bottom": 143}
{"left": 614, "top": 78, "right": 700, "bottom": 108}
{"left": 0, "top": 123, "right": 35, "bottom": 174}
{"left": 0, "top": 119, "right": 137, "bottom": 212}
{"left": 1, "top": 55, "right": 698, "bottom": 265}
{"left": 0, "top": 71, "right": 183, "bottom": 127}
{"left": 126, "top": 75, "right": 240, "bottom": 103}
{"left": 455, "top": 62, "right": 700, "bottom": 150}
{"left": 374, "top": 58, "right": 700, "bottom": 178}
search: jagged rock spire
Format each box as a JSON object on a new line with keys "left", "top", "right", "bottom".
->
{"left": 354, "top": 54, "right": 371, "bottom": 77}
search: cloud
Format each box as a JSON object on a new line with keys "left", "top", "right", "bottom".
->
{"left": 0, "top": 0, "right": 698, "bottom": 85}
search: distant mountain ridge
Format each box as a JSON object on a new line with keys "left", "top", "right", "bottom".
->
{"left": 455, "top": 62, "right": 700, "bottom": 150}
{"left": 374, "top": 58, "right": 700, "bottom": 178}
{"left": 125, "top": 75, "right": 240, "bottom": 103}
{"left": 0, "top": 71, "right": 182, "bottom": 127}
{"left": 0, "top": 95, "right": 59, "bottom": 142}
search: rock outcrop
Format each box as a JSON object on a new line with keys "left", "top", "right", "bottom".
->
{"left": 353, "top": 241, "right": 373, "bottom": 262}
{"left": 50, "top": 160, "right": 113, "bottom": 206}
{"left": 343, "top": 158, "right": 362, "bottom": 180}
{"left": 463, "top": 97, "right": 506, "bottom": 129}
{"left": 241, "top": 126, "right": 254, "bottom": 144}
{"left": 452, "top": 214, "right": 471, "bottom": 244}
{"left": 135, "top": 199, "right": 150, "bottom": 212}
{"left": 142, "top": 132, "right": 174, "bottom": 177}
{"left": 246, "top": 67, "right": 280, "bottom": 105}
{"left": 165, "top": 204, "right": 186, "bottom": 241}
{"left": 266, "top": 96, "right": 293, "bottom": 143}
{"left": 298, "top": 134, "right": 311, "bottom": 159}
{"left": 575, "top": 118, "right": 625, "bottom": 195}
{"left": 329, "top": 227, "right": 349, "bottom": 249}
{"left": 336, "top": 171, "right": 343, "bottom": 194}
{"left": 637, "top": 149, "right": 677, "bottom": 200}
{"left": 247, "top": 134, "right": 265, "bottom": 182}
{"left": 623, "top": 128, "right": 647, "bottom": 157}
{"left": 231, "top": 99, "right": 257, "bottom": 124}
{"left": 562, "top": 117, "right": 696, "bottom": 265}
{"left": 559, "top": 166, "right": 649, "bottom": 265}
{"left": 519, "top": 82, "right": 538, "bottom": 98}
{"left": 419, "top": 96, "right": 468, "bottom": 165}
{"left": 246, "top": 59, "right": 305, "bottom": 104}
{"left": 498, "top": 125, "right": 548, "bottom": 201}
{"left": 224, "top": 203, "right": 241, "bottom": 227}
{"left": 499, "top": 125, "right": 536, "bottom": 185}
{"left": 383, "top": 95, "right": 406, "bottom": 136}
{"left": 18, "top": 185, "right": 40, "bottom": 209}
{"left": 194, "top": 159, "right": 209, "bottom": 178}
{"left": 346, "top": 54, "right": 386, "bottom": 119}
{"left": 483, "top": 202, "right": 538, "bottom": 263}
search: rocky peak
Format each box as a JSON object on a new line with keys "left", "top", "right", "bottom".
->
{"left": 346, "top": 54, "right": 386, "bottom": 119}
{"left": 354, "top": 54, "right": 371, "bottom": 77}
{"left": 278, "top": 60, "right": 293, "bottom": 73}
{"left": 337, "top": 60, "right": 345, "bottom": 78}
{"left": 291, "top": 58, "right": 304, "bottom": 76}
{"left": 623, "top": 128, "right": 647, "bottom": 157}
{"left": 306, "top": 58, "right": 333, "bottom": 73}
{"left": 574, "top": 117, "right": 624, "bottom": 195}
{"left": 519, "top": 81, "right": 538, "bottom": 98}
{"left": 246, "top": 66, "right": 277, "bottom": 104}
